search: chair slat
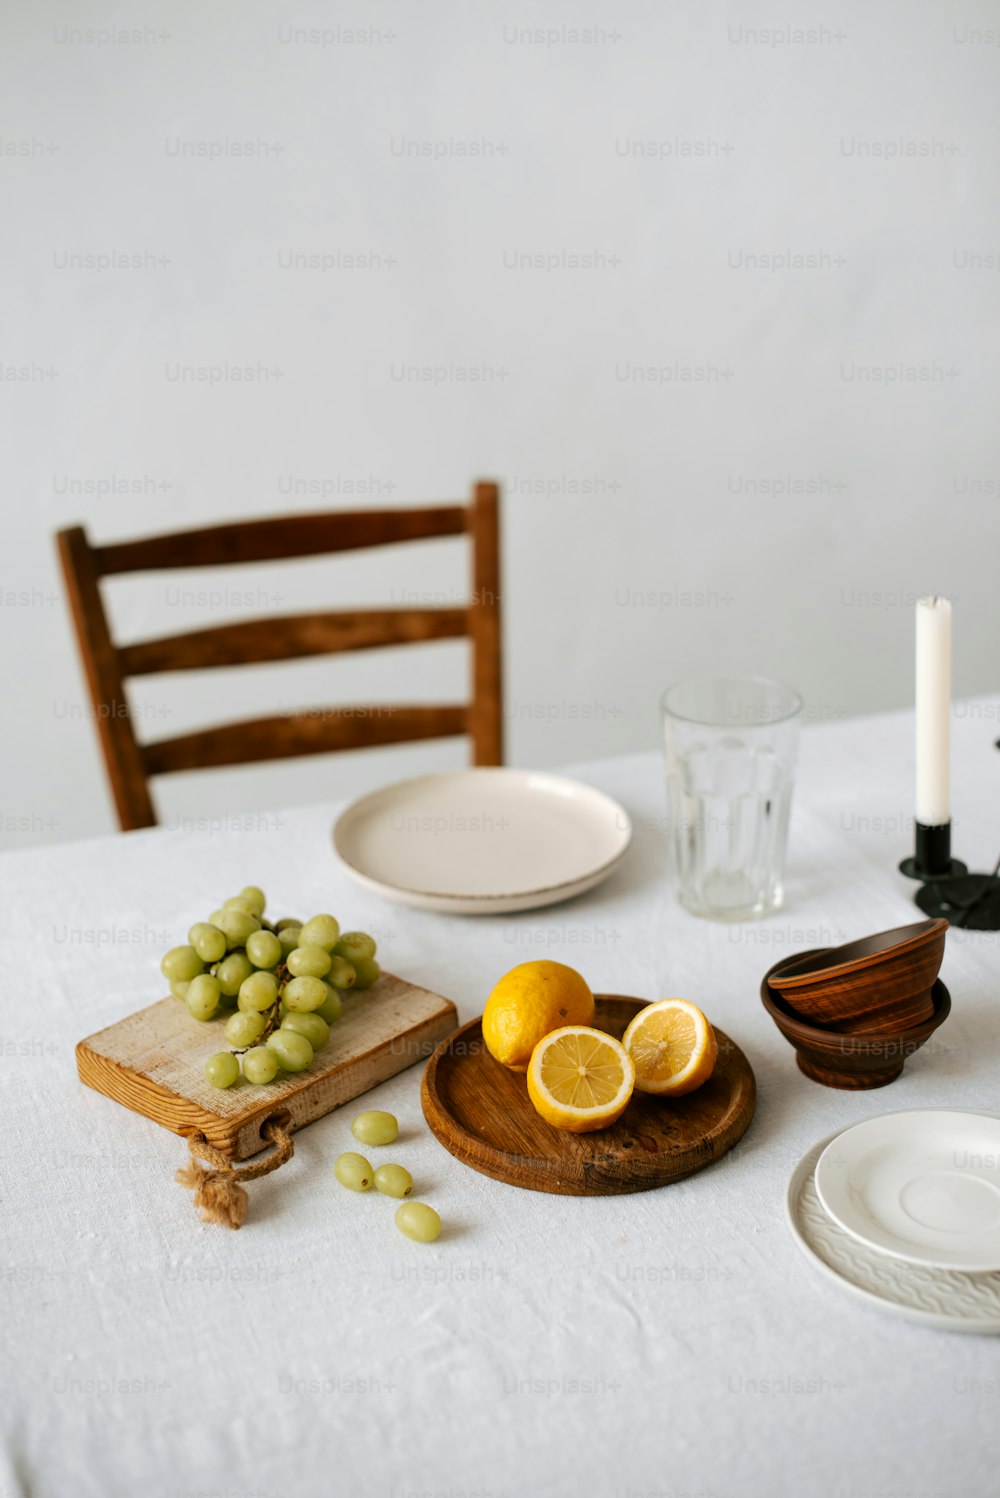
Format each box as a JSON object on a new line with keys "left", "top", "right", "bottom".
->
{"left": 120, "top": 608, "right": 469, "bottom": 677}
{"left": 95, "top": 508, "right": 468, "bottom": 576}
{"left": 143, "top": 704, "right": 469, "bottom": 774}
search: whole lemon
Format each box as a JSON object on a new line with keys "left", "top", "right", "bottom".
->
{"left": 482, "top": 961, "right": 595, "bottom": 1072}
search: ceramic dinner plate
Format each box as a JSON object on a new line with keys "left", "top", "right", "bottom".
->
{"left": 332, "top": 769, "right": 632, "bottom": 914}
{"left": 815, "top": 1111, "right": 1000, "bottom": 1274}
{"left": 786, "top": 1124, "right": 1000, "bottom": 1334}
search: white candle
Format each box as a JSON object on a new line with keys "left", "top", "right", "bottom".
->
{"left": 915, "top": 595, "right": 952, "bottom": 826}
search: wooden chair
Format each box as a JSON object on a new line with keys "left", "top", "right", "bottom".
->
{"left": 56, "top": 482, "right": 502, "bottom": 831}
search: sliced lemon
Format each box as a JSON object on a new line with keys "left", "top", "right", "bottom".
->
{"left": 526, "top": 1025, "right": 634, "bottom": 1133}
{"left": 621, "top": 998, "right": 718, "bottom": 1096}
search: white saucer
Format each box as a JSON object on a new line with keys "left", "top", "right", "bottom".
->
{"left": 332, "top": 769, "right": 632, "bottom": 914}
{"left": 815, "top": 1111, "right": 1000, "bottom": 1273}
{"left": 787, "top": 1123, "right": 1000, "bottom": 1334}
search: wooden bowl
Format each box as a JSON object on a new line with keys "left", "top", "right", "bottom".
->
{"left": 761, "top": 953, "right": 951, "bottom": 1090}
{"left": 767, "top": 919, "right": 946, "bottom": 1033}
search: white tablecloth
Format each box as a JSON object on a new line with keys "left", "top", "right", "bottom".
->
{"left": 3, "top": 702, "right": 1000, "bottom": 1498}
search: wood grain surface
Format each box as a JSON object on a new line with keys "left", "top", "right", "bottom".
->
{"left": 421, "top": 996, "right": 756, "bottom": 1195}
{"left": 78, "top": 972, "right": 458, "bottom": 1160}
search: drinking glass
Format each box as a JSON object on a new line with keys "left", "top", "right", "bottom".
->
{"left": 661, "top": 676, "right": 802, "bottom": 920}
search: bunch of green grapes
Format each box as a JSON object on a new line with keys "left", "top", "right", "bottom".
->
{"left": 159, "top": 886, "right": 380, "bottom": 1089}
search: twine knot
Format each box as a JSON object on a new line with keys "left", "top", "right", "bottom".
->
{"left": 176, "top": 1118, "right": 294, "bottom": 1229}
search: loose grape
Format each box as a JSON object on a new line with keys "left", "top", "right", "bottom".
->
{"left": 334, "top": 931, "right": 376, "bottom": 966}
{"left": 283, "top": 976, "right": 328, "bottom": 1013}
{"left": 239, "top": 885, "right": 267, "bottom": 917}
{"left": 277, "top": 925, "right": 302, "bottom": 958}
{"left": 246, "top": 929, "right": 282, "bottom": 969}
{"left": 280, "top": 1011, "right": 329, "bottom": 1050}
{"left": 185, "top": 973, "right": 221, "bottom": 1022}
{"left": 351, "top": 1110, "right": 398, "bottom": 1147}
{"left": 204, "top": 1052, "right": 240, "bottom": 1089}
{"left": 328, "top": 956, "right": 357, "bottom": 990}
{"left": 351, "top": 957, "right": 381, "bottom": 991}
{"left": 161, "top": 945, "right": 204, "bottom": 983}
{"left": 216, "top": 908, "right": 261, "bottom": 947}
{"left": 188, "top": 922, "right": 227, "bottom": 964}
{"left": 216, "top": 951, "right": 253, "bottom": 997}
{"left": 238, "top": 971, "right": 279, "bottom": 1013}
{"left": 170, "top": 979, "right": 191, "bottom": 1000}
{"left": 242, "top": 1046, "right": 279, "bottom": 1085}
{"left": 334, "top": 1152, "right": 373, "bottom": 1191}
{"left": 374, "top": 1164, "right": 413, "bottom": 1199}
{"left": 316, "top": 987, "right": 342, "bottom": 1025}
{"left": 224, "top": 1010, "right": 266, "bottom": 1048}
{"left": 395, "top": 1202, "right": 441, "bottom": 1243}
{"left": 299, "top": 914, "right": 340, "bottom": 951}
{"left": 266, "top": 1030, "right": 314, "bottom": 1072}
{"left": 287, "top": 944, "right": 332, "bottom": 979}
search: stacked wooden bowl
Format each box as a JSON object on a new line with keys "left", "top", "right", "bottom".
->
{"left": 760, "top": 918, "right": 951, "bottom": 1089}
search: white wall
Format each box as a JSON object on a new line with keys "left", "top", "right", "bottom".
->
{"left": 3, "top": 0, "right": 999, "bottom": 848}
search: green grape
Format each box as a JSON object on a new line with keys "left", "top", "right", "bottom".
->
{"left": 299, "top": 914, "right": 340, "bottom": 951}
{"left": 351, "top": 1110, "right": 398, "bottom": 1146}
{"left": 225, "top": 1010, "right": 266, "bottom": 1048}
{"left": 275, "top": 916, "right": 302, "bottom": 931}
{"left": 223, "top": 894, "right": 257, "bottom": 915}
{"left": 287, "top": 944, "right": 332, "bottom": 979}
{"left": 242, "top": 1046, "right": 279, "bottom": 1084}
{"left": 161, "top": 945, "right": 204, "bottom": 983}
{"left": 334, "top": 1152, "right": 373, "bottom": 1191}
{"left": 277, "top": 924, "right": 302, "bottom": 958}
{"left": 334, "top": 931, "right": 376, "bottom": 966}
{"left": 280, "top": 1011, "right": 329, "bottom": 1051}
{"left": 246, "top": 929, "right": 282, "bottom": 969}
{"left": 188, "top": 922, "right": 227, "bottom": 964}
{"left": 316, "top": 987, "right": 342, "bottom": 1025}
{"left": 169, "top": 979, "right": 191, "bottom": 1000}
{"left": 186, "top": 974, "right": 221, "bottom": 1022}
{"left": 374, "top": 1164, "right": 412, "bottom": 1199}
{"left": 266, "top": 1030, "right": 314, "bottom": 1072}
{"left": 205, "top": 1052, "right": 240, "bottom": 1089}
{"left": 238, "top": 885, "right": 267, "bottom": 917}
{"left": 395, "top": 1202, "right": 441, "bottom": 1243}
{"left": 208, "top": 909, "right": 226, "bottom": 925}
{"left": 283, "top": 976, "right": 328, "bottom": 1013}
{"left": 216, "top": 951, "right": 253, "bottom": 997}
{"left": 238, "top": 971, "right": 279, "bottom": 1013}
{"left": 351, "top": 957, "right": 381, "bottom": 991}
{"left": 217, "top": 908, "right": 261, "bottom": 947}
{"left": 328, "top": 955, "right": 357, "bottom": 989}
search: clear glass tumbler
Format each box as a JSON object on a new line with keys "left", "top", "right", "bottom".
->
{"left": 661, "top": 676, "right": 802, "bottom": 920}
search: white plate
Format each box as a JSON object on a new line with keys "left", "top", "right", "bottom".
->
{"left": 787, "top": 1123, "right": 1000, "bottom": 1334}
{"left": 332, "top": 769, "right": 632, "bottom": 914}
{"left": 815, "top": 1110, "right": 1000, "bottom": 1273}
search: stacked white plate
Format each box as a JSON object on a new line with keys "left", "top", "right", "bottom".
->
{"left": 787, "top": 1111, "right": 1000, "bottom": 1332}
{"left": 333, "top": 769, "right": 632, "bottom": 914}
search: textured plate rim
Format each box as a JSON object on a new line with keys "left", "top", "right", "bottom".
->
{"left": 331, "top": 768, "right": 633, "bottom": 904}
{"left": 814, "top": 1109, "right": 1000, "bottom": 1273}
{"left": 786, "top": 1117, "right": 1000, "bottom": 1334}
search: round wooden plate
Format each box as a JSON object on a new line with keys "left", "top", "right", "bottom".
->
{"left": 421, "top": 995, "right": 756, "bottom": 1195}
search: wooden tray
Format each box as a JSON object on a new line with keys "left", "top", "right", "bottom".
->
{"left": 421, "top": 995, "right": 755, "bottom": 1195}
{"left": 78, "top": 972, "right": 457, "bottom": 1161}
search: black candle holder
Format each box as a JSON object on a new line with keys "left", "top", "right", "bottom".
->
{"left": 898, "top": 822, "right": 967, "bottom": 881}
{"left": 899, "top": 823, "right": 1000, "bottom": 930}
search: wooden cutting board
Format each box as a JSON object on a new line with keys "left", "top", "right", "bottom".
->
{"left": 421, "top": 995, "right": 755, "bottom": 1195}
{"left": 78, "top": 972, "right": 457, "bottom": 1160}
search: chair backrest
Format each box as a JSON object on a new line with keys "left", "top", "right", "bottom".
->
{"left": 56, "top": 482, "right": 502, "bottom": 830}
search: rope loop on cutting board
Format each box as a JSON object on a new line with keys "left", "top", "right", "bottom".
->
{"left": 176, "top": 1118, "right": 294, "bottom": 1229}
